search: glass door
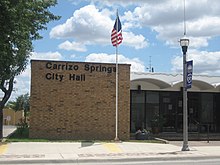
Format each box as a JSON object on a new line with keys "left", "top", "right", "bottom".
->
{"left": 130, "top": 91, "right": 145, "bottom": 133}
{"left": 188, "top": 93, "right": 200, "bottom": 132}
{"left": 160, "top": 92, "right": 178, "bottom": 132}
{"left": 130, "top": 91, "right": 159, "bottom": 133}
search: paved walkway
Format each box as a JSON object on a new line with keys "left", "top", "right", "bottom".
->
{"left": 0, "top": 141, "right": 220, "bottom": 164}
{"left": 1, "top": 127, "right": 220, "bottom": 164}
{"left": 3, "top": 125, "right": 16, "bottom": 138}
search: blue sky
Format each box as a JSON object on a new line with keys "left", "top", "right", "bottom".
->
{"left": 9, "top": 0, "right": 220, "bottom": 100}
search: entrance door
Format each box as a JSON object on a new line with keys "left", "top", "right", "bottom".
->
{"left": 176, "top": 97, "right": 183, "bottom": 132}
{"left": 130, "top": 91, "right": 145, "bottom": 132}
{"left": 188, "top": 93, "right": 200, "bottom": 132}
{"left": 160, "top": 92, "right": 178, "bottom": 132}
{"left": 130, "top": 91, "right": 159, "bottom": 133}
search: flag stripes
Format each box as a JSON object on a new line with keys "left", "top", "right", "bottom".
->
{"left": 111, "top": 15, "right": 123, "bottom": 46}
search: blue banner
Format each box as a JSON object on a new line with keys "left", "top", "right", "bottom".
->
{"left": 186, "top": 60, "right": 193, "bottom": 89}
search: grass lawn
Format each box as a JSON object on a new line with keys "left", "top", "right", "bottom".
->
{"left": 6, "top": 127, "right": 164, "bottom": 143}
{"left": 6, "top": 127, "right": 50, "bottom": 142}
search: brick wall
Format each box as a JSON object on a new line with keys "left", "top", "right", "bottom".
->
{"left": 30, "top": 60, "right": 130, "bottom": 140}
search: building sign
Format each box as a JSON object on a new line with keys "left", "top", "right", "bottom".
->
{"left": 45, "top": 62, "right": 116, "bottom": 82}
{"left": 186, "top": 60, "right": 193, "bottom": 89}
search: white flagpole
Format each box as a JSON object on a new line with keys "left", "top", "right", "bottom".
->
{"left": 115, "top": 9, "right": 119, "bottom": 141}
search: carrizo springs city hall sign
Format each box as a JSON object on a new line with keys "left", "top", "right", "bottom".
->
{"left": 45, "top": 61, "right": 116, "bottom": 82}
{"left": 30, "top": 60, "right": 130, "bottom": 140}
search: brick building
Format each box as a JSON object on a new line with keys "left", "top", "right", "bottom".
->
{"left": 30, "top": 60, "right": 130, "bottom": 140}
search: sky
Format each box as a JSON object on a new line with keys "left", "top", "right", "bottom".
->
{"left": 8, "top": 0, "right": 220, "bottom": 100}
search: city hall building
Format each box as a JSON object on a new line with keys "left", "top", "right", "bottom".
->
{"left": 30, "top": 60, "right": 220, "bottom": 140}
{"left": 30, "top": 60, "right": 130, "bottom": 140}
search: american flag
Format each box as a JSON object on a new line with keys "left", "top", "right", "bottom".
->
{"left": 111, "top": 15, "right": 123, "bottom": 46}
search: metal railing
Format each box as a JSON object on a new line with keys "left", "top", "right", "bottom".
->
{"left": 191, "top": 118, "right": 211, "bottom": 143}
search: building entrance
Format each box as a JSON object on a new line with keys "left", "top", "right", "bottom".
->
{"left": 188, "top": 93, "right": 200, "bottom": 132}
{"left": 130, "top": 91, "right": 159, "bottom": 133}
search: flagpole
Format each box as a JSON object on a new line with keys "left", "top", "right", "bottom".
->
{"left": 115, "top": 9, "right": 119, "bottom": 141}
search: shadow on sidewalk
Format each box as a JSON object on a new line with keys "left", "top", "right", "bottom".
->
{"left": 81, "top": 140, "right": 95, "bottom": 148}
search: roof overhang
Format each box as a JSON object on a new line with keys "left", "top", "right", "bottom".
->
{"left": 131, "top": 78, "right": 171, "bottom": 89}
{"left": 192, "top": 80, "right": 214, "bottom": 90}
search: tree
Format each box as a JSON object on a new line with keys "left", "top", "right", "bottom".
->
{"left": 7, "top": 93, "right": 30, "bottom": 124}
{"left": 0, "top": 0, "right": 60, "bottom": 139}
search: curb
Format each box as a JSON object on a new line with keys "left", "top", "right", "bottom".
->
{"left": 0, "top": 155, "right": 220, "bottom": 164}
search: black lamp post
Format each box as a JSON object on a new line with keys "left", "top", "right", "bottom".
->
{"left": 180, "top": 37, "right": 190, "bottom": 151}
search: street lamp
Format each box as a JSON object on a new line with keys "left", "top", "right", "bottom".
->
{"left": 180, "top": 37, "right": 190, "bottom": 151}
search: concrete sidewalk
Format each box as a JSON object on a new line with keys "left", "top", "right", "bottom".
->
{"left": 3, "top": 125, "right": 16, "bottom": 138}
{"left": 1, "top": 127, "right": 220, "bottom": 163}
{"left": 1, "top": 141, "right": 220, "bottom": 164}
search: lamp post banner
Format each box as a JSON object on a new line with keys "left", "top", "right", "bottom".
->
{"left": 186, "top": 60, "right": 193, "bottom": 89}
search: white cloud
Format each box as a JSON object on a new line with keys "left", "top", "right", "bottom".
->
{"left": 171, "top": 49, "right": 220, "bottom": 75}
{"left": 58, "top": 41, "right": 87, "bottom": 52}
{"left": 9, "top": 64, "right": 31, "bottom": 101}
{"left": 85, "top": 53, "right": 145, "bottom": 72}
{"left": 121, "top": 0, "right": 220, "bottom": 48}
{"left": 50, "top": 5, "right": 112, "bottom": 42}
{"left": 31, "top": 51, "right": 62, "bottom": 60}
{"left": 62, "top": 1, "right": 220, "bottom": 50}
{"left": 13, "top": 76, "right": 30, "bottom": 101}
{"left": 187, "top": 37, "right": 209, "bottom": 48}
{"left": 123, "top": 32, "right": 148, "bottom": 49}
{"left": 50, "top": 5, "right": 148, "bottom": 50}
{"left": 188, "top": 16, "right": 220, "bottom": 37}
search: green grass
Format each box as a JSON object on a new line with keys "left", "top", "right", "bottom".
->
{"left": 6, "top": 127, "right": 164, "bottom": 143}
{"left": 6, "top": 138, "right": 51, "bottom": 142}
{"left": 9, "top": 127, "right": 29, "bottom": 139}
{"left": 5, "top": 127, "right": 50, "bottom": 142}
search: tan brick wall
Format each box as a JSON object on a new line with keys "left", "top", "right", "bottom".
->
{"left": 30, "top": 60, "right": 130, "bottom": 140}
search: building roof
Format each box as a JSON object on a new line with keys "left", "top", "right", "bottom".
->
{"left": 131, "top": 72, "right": 220, "bottom": 92}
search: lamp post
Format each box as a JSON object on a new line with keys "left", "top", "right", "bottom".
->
{"left": 180, "top": 37, "right": 190, "bottom": 151}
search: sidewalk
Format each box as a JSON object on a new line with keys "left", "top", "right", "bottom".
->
{"left": 1, "top": 127, "right": 220, "bottom": 164}
{"left": 3, "top": 125, "right": 16, "bottom": 138}
{"left": 1, "top": 141, "right": 220, "bottom": 164}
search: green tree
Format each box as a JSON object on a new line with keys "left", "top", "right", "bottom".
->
{"left": 0, "top": 0, "right": 60, "bottom": 139}
{"left": 7, "top": 93, "right": 30, "bottom": 124}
